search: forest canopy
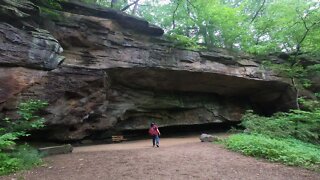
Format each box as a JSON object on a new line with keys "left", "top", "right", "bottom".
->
{"left": 76, "top": 0, "right": 320, "bottom": 55}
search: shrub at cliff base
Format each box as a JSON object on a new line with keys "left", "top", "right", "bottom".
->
{"left": 224, "top": 108, "right": 320, "bottom": 171}
{"left": 0, "top": 100, "right": 48, "bottom": 175}
{"left": 225, "top": 134, "right": 320, "bottom": 170}
{"left": 241, "top": 109, "right": 320, "bottom": 145}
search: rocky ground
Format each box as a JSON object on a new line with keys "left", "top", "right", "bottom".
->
{"left": 2, "top": 135, "right": 319, "bottom": 180}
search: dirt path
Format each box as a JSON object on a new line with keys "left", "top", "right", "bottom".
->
{"left": 2, "top": 136, "right": 320, "bottom": 180}
{"left": 73, "top": 136, "right": 200, "bottom": 152}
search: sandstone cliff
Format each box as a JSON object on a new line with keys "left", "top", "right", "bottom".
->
{"left": 0, "top": 0, "right": 297, "bottom": 141}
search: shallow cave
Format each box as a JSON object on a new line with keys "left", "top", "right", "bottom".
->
{"left": 107, "top": 68, "right": 297, "bottom": 115}
{"left": 121, "top": 122, "right": 241, "bottom": 140}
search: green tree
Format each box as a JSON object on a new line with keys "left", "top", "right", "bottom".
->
{"left": 51, "top": 0, "right": 319, "bottom": 55}
{"left": 135, "top": 0, "right": 320, "bottom": 55}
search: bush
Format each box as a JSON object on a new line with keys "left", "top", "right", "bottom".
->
{"left": 298, "top": 97, "right": 320, "bottom": 111}
{"left": 225, "top": 134, "right": 320, "bottom": 170}
{"left": 166, "top": 34, "right": 204, "bottom": 50}
{"left": 241, "top": 109, "right": 320, "bottom": 144}
{"left": 0, "top": 100, "right": 47, "bottom": 175}
{"left": 0, "top": 145, "right": 43, "bottom": 175}
{"left": 0, "top": 153, "right": 21, "bottom": 175}
{"left": 12, "top": 145, "right": 43, "bottom": 169}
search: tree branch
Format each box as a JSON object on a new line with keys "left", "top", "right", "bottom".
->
{"left": 186, "top": 0, "right": 197, "bottom": 22}
{"left": 186, "top": 0, "right": 196, "bottom": 9}
{"left": 294, "top": 13, "right": 320, "bottom": 58}
{"left": 131, "top": 0, "right": 139, "bottom": 15}
{"left": 250, "top": 0, "right": 266, "bottom": 24}
{"left": 172, "top": 1, "right": 181, "bottom": 30}
{"left": 121, "top": 0, "right": 140, "bottom": 12}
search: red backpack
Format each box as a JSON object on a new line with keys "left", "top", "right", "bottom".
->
{"left": 148, "top": 126, "right": 158, "bottom": 136}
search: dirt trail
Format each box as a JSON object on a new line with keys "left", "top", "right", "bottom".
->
{"left": 2, "top": 135, "right": 319, "bottom": 180}
{"left": 74, "top": 136, "right": 200, "bottom": 152}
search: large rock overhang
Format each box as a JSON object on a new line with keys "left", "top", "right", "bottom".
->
{"left": 35, "top": 1, "right": 296, "bottom": 115}
{"left": 108, "top": 67, "right": 287, "bottom": 97}
{"left": 107, "top": 67, "right": 297, "bottom": 114}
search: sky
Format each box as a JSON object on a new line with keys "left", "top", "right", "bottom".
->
{"left": 139, "top": 0, "right": 171, "bottom": 5}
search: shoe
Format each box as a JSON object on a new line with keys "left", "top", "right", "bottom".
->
{"left": 156, "top": 144, "right": 159, "bottom": 147}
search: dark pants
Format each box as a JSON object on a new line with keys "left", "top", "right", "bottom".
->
{"left": 152, "top": 135, "right": 160, "bottom": 146}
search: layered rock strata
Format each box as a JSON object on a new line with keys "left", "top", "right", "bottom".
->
{"left": 0, "top": 0, "right": 297, "bottom": 141}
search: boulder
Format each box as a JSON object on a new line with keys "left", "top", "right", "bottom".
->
{"left": 38, "top": 144, "right": 73, "bottom": 156}
{"left": 200, "top": 134, "right": 220, "bottom": 142}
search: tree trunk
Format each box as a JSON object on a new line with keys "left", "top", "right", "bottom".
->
{"left": 132, "top": 1, "right": 139, "bottom": 15}
{"left": 291, "top": 77, "right": 300, "bottom": 110}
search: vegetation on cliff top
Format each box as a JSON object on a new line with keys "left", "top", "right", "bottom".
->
{"left": 55, "top": 1, "right": 320, "bottom": 86}
{"left": 68, "top": 0, "right": 320, "bottom": 56}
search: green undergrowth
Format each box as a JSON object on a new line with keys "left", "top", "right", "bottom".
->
{"left": 0, "top": 145, "right": 43, "bottom": 175}
{"left": 40, "top": 7, "right": 63, "bottom": 21}
{"left": 0, "top": 100, "right": 47, "bottom": 176}
{"left": 224, "top": 134, "right": 320, "bottom": 171}
{"left": 241, "top": 109, "right": 320, "bottom": 145}
{"left": 223, "top": 108, "right": 320, "bottom": 171}
{"left": 33, "top": 0, "right": 63, "bottom": 10}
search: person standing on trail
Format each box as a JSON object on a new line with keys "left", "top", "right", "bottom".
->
{"left": 149, "top": 123, "right": 160, "bottom": 147}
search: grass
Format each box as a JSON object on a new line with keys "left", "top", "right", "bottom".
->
{"left": 224, "top": 133, "right": 320, "bottom": 171}
{"left": 0, "top": 145, "right": 43, "bottom": 176}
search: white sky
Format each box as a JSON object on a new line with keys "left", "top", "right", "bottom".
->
{"left": 139, "top": 0, "right": 171, "bottom": 5}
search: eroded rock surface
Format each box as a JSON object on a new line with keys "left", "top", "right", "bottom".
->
{"left": 0, "top": 23, "right": 64, "bottom": 69}
{"left": 0, "top": 0, "right": 298, "bottom": 141}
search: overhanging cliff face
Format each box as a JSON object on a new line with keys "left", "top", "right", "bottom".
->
{"left": 0, "top": 0, "right": 297, "bottom": 141}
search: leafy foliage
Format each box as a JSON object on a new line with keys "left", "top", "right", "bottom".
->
{"left": 241, "top": 110, "right": 320, "bottom": 145}
{"left": 166, "top": 34, "right": 204, "bottom": 50}
{"left": 1, "top": 100, "right": 47, "bottom": 138}
{"left": 32, "top": 0, "right": 63, "bottom": 9}
{"left": 54, "top": 0, "right": 320, "bottom": 56}
{"left": 225, "top": 134, "right": 320, "bottom": 170}
{"left": 137, "top": 0, "right": 320, "bottom": 55}
{"left": 75, "top": 0, "right": 134, "bottom": 10}
{"left": 262, "top": 61, "right": 305, "bottom": 79}
{"left": 0, "top": 145, "right": 43, "bottom": 175}
{"left": 0, "top": 100, "right": 47, "bottom": 175}
{"left": 298, "top": 97, "right": 320, "bottom": 111}
{"left": 308, "top": 64, "right": 320, "bottom": 72}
